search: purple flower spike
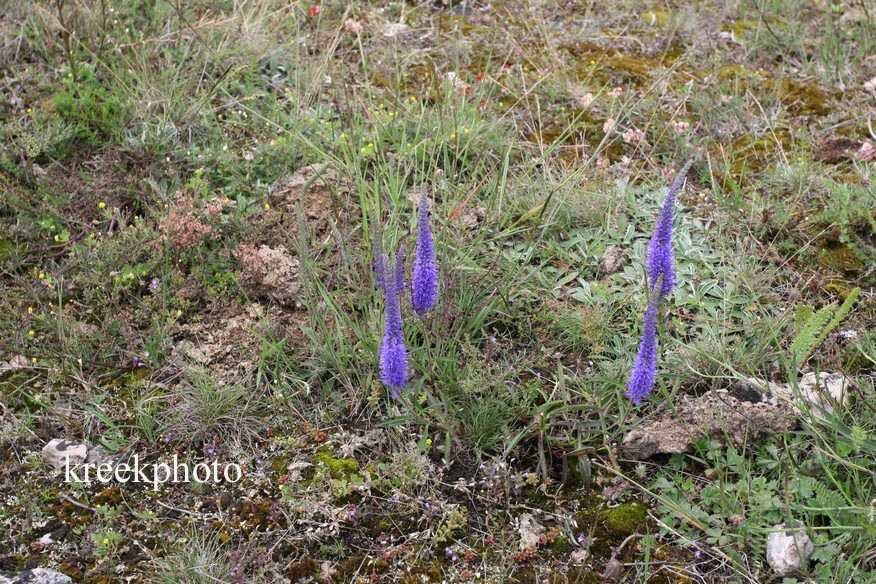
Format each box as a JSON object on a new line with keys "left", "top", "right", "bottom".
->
{"left": 373, "top": 228, "right": 386, "bottom": 289}
{"left": 626, "top": 292, "right": 658, "bottom": 404}
{"left": 395, "top": 245, "right": 406, "bottom": 293}
{"left": 646, "top": 160, "right": 692, "bottom": 299}
{"left": 646, "top": 192, "right": 676, "bottom": 298}
{"left": 380, "top": 250, "right": 408, "bottom": 392}
{"left": 412, "top": 190, "right": 438, "bottom": 317}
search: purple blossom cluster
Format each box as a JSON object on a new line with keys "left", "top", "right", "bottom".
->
{"left": 626, "top": 161, "right": 692, "bottom": 404}
{"left": 379, "top": 251, "right": 408, "bottom": 395}
{"left": 412, "top": 190, "right": 438, "bottom": 318}
{"left": 376, "top": 190, "right": 440, "bottom": 396}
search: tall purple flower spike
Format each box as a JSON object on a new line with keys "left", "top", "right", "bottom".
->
{"left": 626, "top": 289, "right": 659, "bottom": 404}
{"left": 373, "top": 227, "right": 386, "bottom": 289}
{"left": 627, "top": 160, "right": 693, "bottom": 403}
{"left": 394, "top": 244, "right": 406, "bottom": 293}
{"left": 412, "top": 189, "right": 438, "bottom": 317}
{"left": 646, "top": 159, "right": 692, "bottom": 299}
{"left": 380, "top": 250, "right": 408, "bottom": 395}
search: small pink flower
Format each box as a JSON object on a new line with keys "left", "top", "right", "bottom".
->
{"left": 345, "top": 18, "right": 363, "bottom": 34}
{"left": 622, "top": 127, "right": 645, "bottom": 143}
{"left": 673, "top": 121, "right": 690, "bottom": 133}
{"left": 607, "top": 86, "right": 624, "bottom": 98}
{"left": 603, "top": 118, "right": 615, "bottom": 133}
{"left": 857, "top": 141, "right": 874, "bottom": 161}
{"left": 578, "top": 92, "right": 594, "bottom": 107}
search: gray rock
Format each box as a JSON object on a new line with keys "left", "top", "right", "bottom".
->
{"left": 41, "top": 439, "right": 87, "bottom": 470}
{"left": 797, "top": 371, "right": 853, "bottom": 414}
{"left": 86, "top": 445, "right": 116, "bottom": 466}
{"left": 766, "top": 522, "right": 814, "bottom": 577}
{"left": 726, "top": 379, "right": 767, "bottom": 403}
{"left": 770, "top": 371, "right": 854, "bottom": 417}
{"left": 597, "top": 245, "right": 629, "bottom": 278}
{"left": 621, "top": 390, "right": 796, "bottom": 459}
{"left": 0, "top": 568, "right": 74, "bottom": 584}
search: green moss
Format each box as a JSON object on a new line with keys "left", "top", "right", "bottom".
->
{"left": 335, "top": 554, "right": 390, "bottom": 579}
{"left": 270, "top": 455, "right": 294, "bottom": 476}
{"left": 601, "top": 54, "right": 660, "bottom": 82}
{"left": 399, "top": 563, "right": 444, "bottom": 583}
{"left": 642, "top": 10, "right": 670, "bottom": 26}
{"left": 313, "top": 449, "right": 359, "bottom": 480}
{"left": 600, "top": 500, "right": 647, "bottom": 535}
{"left": 775, "top": 79, "right": 830, "bottom": 116}
{"left": 285, "top": 557, "right": 318, "bottom": 580}
{"left": 817, "top": 245, "right": 863, "bottom": 275}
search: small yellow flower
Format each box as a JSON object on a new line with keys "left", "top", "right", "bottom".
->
{"left": 410, "top": 96, "right": 416, "bottom": 101}
{"left": 98, "top": 202, "right": 106, "bottom": 209}
{"left": 269, "top": 139, "right": 276, "bottom": 147}
{"left": 340, "top": 132, "right": 346, "bottom": 139}
{"left": 278, "top": 484, "right": 285, "bottom": 490}
{"left": 450, "top": 133, "right": 456, "bottom": 139}
{"left": 32, "top": 357, "right": 37, "bottom": 364}
{"left": 407, "top": 143, "right": 412, "bottom": 147}
{"left": 28, "top": 307, "right": 33, "bottom": 314}
{"left": 89, "top": 233, "right": 95, "bottom": 239}
{"left": 264, "top": 203, "right": 270, "bottom": 210}
{"left": 360, "top": 147, "right": 367, "bottom": 153}
{"left": 463, "top": 128, "right": 470, "bottom": 134}
{"left": 38, "top": 273, "right": 45, "bottom": 279}
{"left": 176, "top": 309, "right": 182, "bottom": 317}
{"left": 102, "top": 538, "right": 109, "bottom": 544}
{"left": 27, "top": 108, "right": 32, "bottom": 114}
{"left": 28, "top": 330, "right": 35, "bottom": 337}
{"left": 368, "top": 142, "right": 373, "bottom": 147}
{"left": 54, "top": 235, "right": 60, "bottom": 242}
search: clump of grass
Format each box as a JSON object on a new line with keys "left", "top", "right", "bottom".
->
{"left": 547, "top": 304, "right": 607, "bottom": 356}
{"left": 153, "top": 526, "right": 234, "bottom": 584}
{"left": 162, "top": 367, "right": 267, "bottom": 451}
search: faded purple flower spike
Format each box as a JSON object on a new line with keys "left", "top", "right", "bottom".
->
{"left": 646, "top": 160, "right": 692, "bottom": 298}
{"left": 394, "top": 244, "right": 406, "bottom": 293}
{"left": 626, "top": 291, "right": 659, "bottom": 404}
{"left": 372, "top": 227, "right": 386, "bottom": 289}
{"left": 412, "top": 190, "right": 438, "bottom": 317}
{"left": 380, "top": 250, "right": 408, "bottom": 394}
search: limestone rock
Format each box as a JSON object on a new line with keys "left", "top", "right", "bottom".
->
{"left": 796, "top": 371, "right": 853, "bottom": 414}
{"left": 0, "top": 355, "right": 30, "bottom": 371}
{"left": 597, "top": 245, "right": 629, "bottom": 278}
{"left": 517, "top": 513, "right": 545, "bottom": 551}
{"left": 0, "top": 568, "right": 74, "bottom": 584}
{"left": 621, "top": 390, "right": 796, "bottom": 459}
{"left": 766, "top": 522, "right": 814, "bottom": 577}
{"left": 41, "top": 439, "right": 87, "bottom": 470}
{"left": 236, "top": 245, "right": 301, "bottom": 307}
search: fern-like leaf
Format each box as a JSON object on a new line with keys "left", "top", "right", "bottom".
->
{"left": 790, "top": 305, "right": 834, "bottom": 366}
